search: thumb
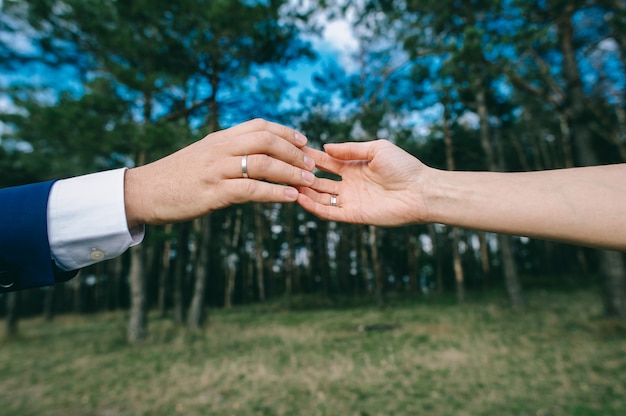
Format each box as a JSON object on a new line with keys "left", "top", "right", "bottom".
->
{"left": 323, "top": 141, "right": 378, "bottom": 161}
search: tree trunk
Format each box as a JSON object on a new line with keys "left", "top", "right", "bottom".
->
{"left": 128, "top": 245, "right": 148, "bottom": 343}
{"left": 5, "top": 291, "right": 18, "bottom": 337}
{"left": 608, "top": 0, "right": 626, "bottom": 79}
{"left": 337, "top": 224, "right": 352, "bottom": 294}
{"left": 318, "top": 220, "right": 331, "bottom": 296}
{"left": 43, "top": 286, "right": 55, "bottom": 322}
{"left": 302, "top": 218, "right": 315, "bottom": 294}
{"left": 244, "top": 254, "right": 254, "bottom": 303}
{"left": 72, "top": 273, "right": 82, "bottom": 314}
{"left": 224, "top": 208, "right": 243, "bottom": 309}
{"left": 109, "top": 255, "right": 123, "bottom": 311}
{"left": 602, "top": 251, "right": 626, "bottom": 317}
{"left": 284, "top": 204, "right": 298, "bottom": 297}
{"left": 612, "top": 106, "right": 626, "bottom": 161}
{"left": 500, "top": 235, "right": 525, "bottom": 310}
{"left": 158, "top": 224, "right": 173, "bottom": 317}
{"left": 476, "top": 88, "right": 495, "bottom": 167}
{"left": 253, "top": 204, "right": 266, "bottom": 302}
{"left": 559, "top": 113, "right": 575, "bottom": 169}
{"left": 173, "top": 222, "right": 191, "bottom": 325}
{"left": 92, "top": 263, "right": 102, "bottom": 312}
{"left": 452, "top": 227, "right": 465, "bottom": 303}
{"left": 369, "top": 225, "right": 385, "bottom": 308}
{"left": 188, "top": 217, "right": 211, "bottom": 329}
{"left": 406, "top": 231, "right": 421, "bottom": 293}
{"left": 477, "top": 232, "right": 491, "bottom": 289}
{"left": 510, "top": 132, "right": 532, "bottom": 171}
{"left": 429, "top": 224, "right": 444, "bottom": 294}
{"left": 359, "top": 225, "right": 372, "bottom": 295}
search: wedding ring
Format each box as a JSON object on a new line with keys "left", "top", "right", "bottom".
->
{"left": 241, "top": 155, "right": 249, "bottom": 178}
{"left": 330, "top": 194, "right": 338, "bottom": 207}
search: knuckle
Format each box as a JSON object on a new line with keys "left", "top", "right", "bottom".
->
{"left": 253, "top": 130, "right": 273, "bottom": 145}
{"left": 246, "top": 155, "right": 272, "bottom": 180}
{"left": 269, "top": 185, "right": 281, "bottom": 200}
{"left": 249, "top": 118, "right": 268, "bottom": 130}
{"left": 244, "top": 179, "right": 257, "bottom": 196}
{"left": 291, "top": 166, "right": 304, "bottom": 182}
{"left": 254, "top": 154, "right": 273, "bottom": 172}
{"left": 291, "top": 146, "right": 304, "bottom": 161}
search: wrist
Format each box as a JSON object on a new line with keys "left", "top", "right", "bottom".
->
{"left": 424, "top": 169, "right": 506, "bottom": 230}
{"left": 419, "top": 169, "right": 470, "bottom": 226}
{"left": 124, "top": 167, "right": 147, "bottom": 229}
{"left": 411, "top": 166, "right": 447, "bottom": 225}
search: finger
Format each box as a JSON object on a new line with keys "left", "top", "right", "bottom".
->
{"left": 297, "top": 186, "right": 339, "bottom": 206}
{"left": 243, "top": 154, "right": 315, "bottom": 186}
{"left": 303, "top": 147, "right": 343, "bottom": 174}
{"left": 229, "top": 131, "right": 315, "bottom": 171}
{"left": 222, "top": 118, "right": 308, "bottom": 147}
{"left": 229, "top": 179, "right": 299, "bottom": 203}
{"left": 297, "top": 192, "right": 348, "bottom": 223}
{"left": 323, "top": 141, "right": 379, "bottom": 161}
{"left": 307, "top": 176, "right": 342, "bottom": 195}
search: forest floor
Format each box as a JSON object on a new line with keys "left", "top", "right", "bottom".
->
{"left": 1, "top": 289, "right": 626, "bottom": 415}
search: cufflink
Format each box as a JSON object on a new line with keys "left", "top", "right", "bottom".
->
{"left": 90, "top": 248, "right": 106, "bottom": 261}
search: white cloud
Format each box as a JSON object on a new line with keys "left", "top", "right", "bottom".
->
{"left": 598, "top": 37, "right": 618, "bottom": 52}
{"left": 295, "top": 3, "right": 359, "bottom": 72}
{"left": 322, "top": 19, "right": 358, "bottom": 54}
{"left": 0, "top": 30, "right": 37, "bottom": 55}
{"left": 0, "top": 94, "right": 26, "bottom": 116}
{"left": 319, "top": 8, "right": 360, "bottom": 72}
{"left": 0, "top": 95, "right": 16, "bottom": 113}
{"left": 458, "top": 111, "right": 480, "bottom": 130}
{"left": 286, "top": 0, "right": 359, "bottom": 55}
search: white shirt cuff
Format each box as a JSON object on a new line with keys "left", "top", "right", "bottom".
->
{"left": 47, "top": 168, "right": 145, "bottom": 271}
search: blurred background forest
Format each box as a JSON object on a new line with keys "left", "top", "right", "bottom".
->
{"left": 1, "top": 0, "right": 626, "bottom": 344}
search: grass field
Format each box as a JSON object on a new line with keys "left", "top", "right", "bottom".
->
{"left": 1, "top": 290, "right": 625, "bottom": 415}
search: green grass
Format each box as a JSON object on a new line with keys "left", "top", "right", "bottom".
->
{"left": 1, "top": 290, "right": 626, "bottom": 415}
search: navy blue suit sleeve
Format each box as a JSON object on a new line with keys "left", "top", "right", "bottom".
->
{"left": 0, "top": 180, "right": 59, "bottom": 292}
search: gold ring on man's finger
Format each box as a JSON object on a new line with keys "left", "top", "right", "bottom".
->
{"left": 241, "top": 155, "right": 249, "bottom": 179}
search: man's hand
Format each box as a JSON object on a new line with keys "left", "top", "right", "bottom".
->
{"left": 124, "top": 118, "right": 316, "bottom": 228}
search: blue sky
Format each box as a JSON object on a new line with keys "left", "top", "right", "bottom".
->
{"left": 0, "top": 5, "right": 360, "bottom": 124}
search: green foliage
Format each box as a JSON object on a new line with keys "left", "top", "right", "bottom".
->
{"left": 1, "top": 81, "right": 132, "bottom": 182}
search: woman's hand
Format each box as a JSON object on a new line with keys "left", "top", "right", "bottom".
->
{"left": 297, "top": 140, "right": 432, "bottom": 226}
{"left": 124, "top": 118, "right": 316, "bottom": 227}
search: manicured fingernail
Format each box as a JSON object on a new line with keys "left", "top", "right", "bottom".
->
{"left": 302, "top": 170, "right": 315, "bottom": 183}
{"left": 295, "top": 132, "right": 307, "bottom": 146}
{"left": 285, "top": 187, "right": 298, "bottom": 199}
{"left": 304, "top": 155, "right": 315, "bottom": 169}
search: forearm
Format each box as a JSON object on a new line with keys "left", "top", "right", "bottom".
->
{"left": 423, "top": 164, "right": 626, "bottom": 251}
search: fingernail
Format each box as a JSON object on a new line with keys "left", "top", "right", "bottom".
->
{"left": 304, "top": 155, "right": 316, "bottom": 169}
{"left": 285, "top": 187, "right": 298, "bottom": 199}
{"left": 302, "top": 170, "right": 315, "bottom": 183}
{"left": 295, "top": 132, "right": 307, "bottom": 146}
